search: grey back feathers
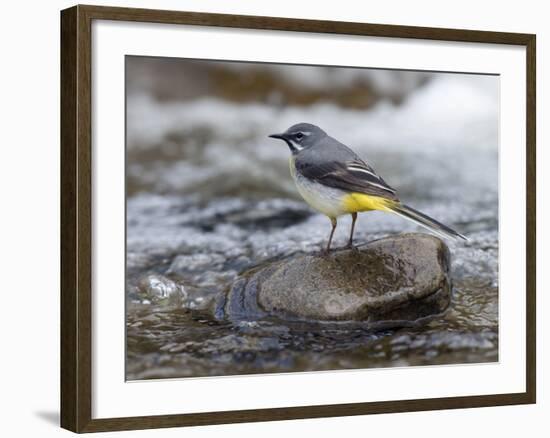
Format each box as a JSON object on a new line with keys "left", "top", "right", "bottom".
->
{"left": 270, "top": 123, "right": 398, "bottom": 200}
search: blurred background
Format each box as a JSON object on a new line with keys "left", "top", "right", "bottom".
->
{"left": 125, "top": 56, "right": 499, "bottom": 380}
{"left": 126, "top": 57, "right": 498, "bottom": 202}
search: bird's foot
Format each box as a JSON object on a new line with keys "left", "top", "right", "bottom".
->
{"left": 344, "top": 242, "right": 359, "bottom": 252}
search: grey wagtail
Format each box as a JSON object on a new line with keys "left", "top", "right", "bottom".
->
{"left": 269, "top": 123, "right": 466, "bottom": 252}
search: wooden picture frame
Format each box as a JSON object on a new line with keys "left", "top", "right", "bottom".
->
{"left": 61, "top": 4, "right": 536, "bottom": 433}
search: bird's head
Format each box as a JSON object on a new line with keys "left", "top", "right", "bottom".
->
{"left": 269, "top": 123, "right": 326, "bottom": 153}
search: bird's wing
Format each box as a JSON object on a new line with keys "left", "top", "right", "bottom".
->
{"left": 296, "top": 157, "right": 399, "bottom": 201}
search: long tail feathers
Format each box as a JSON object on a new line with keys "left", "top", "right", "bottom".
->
{"left": 388, "top": 203, "right": 467, "bottom": 241}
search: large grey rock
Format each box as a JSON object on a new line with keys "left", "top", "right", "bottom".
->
{"left": 220, "top": 233, "right": 452, "bottom": 327}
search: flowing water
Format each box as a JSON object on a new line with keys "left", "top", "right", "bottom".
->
{"left": 125, "top": 73, "right": 499, "bottom": 380}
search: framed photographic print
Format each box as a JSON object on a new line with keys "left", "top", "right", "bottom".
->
{"left": 60, "top": 4, "right": 536, "bottom": 433}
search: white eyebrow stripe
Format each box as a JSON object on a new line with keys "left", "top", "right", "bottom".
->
{"left": 301, "top": 131, "right": 311, "bottom": 136}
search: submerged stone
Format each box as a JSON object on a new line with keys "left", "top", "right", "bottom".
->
{"left": 220, "top": 233, "right": 452, "bottom": 327}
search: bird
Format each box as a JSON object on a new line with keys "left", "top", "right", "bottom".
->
{"left": 269, "top": 122, "right": 466, "bottom": 252}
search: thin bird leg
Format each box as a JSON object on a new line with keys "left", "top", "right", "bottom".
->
{"left": 326, "top": 217, "right": 337, "bottom": 253}
{"left": 346, "top": 212, "right": 357, "bottom": 249}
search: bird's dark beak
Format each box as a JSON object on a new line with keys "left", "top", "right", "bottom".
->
{"left": 268, "top": 133, "right": 285, "bottom": 140}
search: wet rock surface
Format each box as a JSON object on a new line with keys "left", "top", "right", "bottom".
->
{"left": 222, "top": 234, "right": 451, "bottom": 325}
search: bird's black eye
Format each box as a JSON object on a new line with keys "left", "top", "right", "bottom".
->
{"left": 295, "top": 132, "right": 304, "bottom": 140}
